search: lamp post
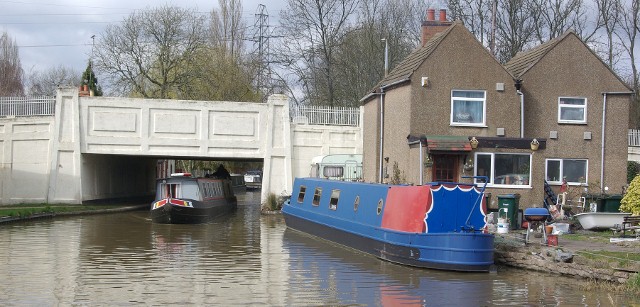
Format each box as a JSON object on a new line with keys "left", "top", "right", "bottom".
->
{"left": 378, "top": 38, "right": 389, "bottom": 183}
{"left": 382, "top": 38, "right": 388, "bottom": 76}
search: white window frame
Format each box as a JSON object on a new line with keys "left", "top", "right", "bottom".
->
{"left": 558, "top": 97, "right": 587, "bottom": 124}
{"left": 473, "top": 152, "right": 532, "bottom": 188}
{"left": 450, "top": 89, "right": 486, "bottom": 127}
{"left": 545, "top": 158, "right": 588, "bottom": 185}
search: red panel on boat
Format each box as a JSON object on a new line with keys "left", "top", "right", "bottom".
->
{"left": 381, "top": 186, "right": 431, "bottom": 232}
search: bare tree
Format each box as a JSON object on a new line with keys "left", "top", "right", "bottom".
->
{"left": 0, "top": 31, "right": 25, "bottom": 96}
{"left": 93, "top": 6, "right": 207, "bottom": 99}
{"left": 26, "top": 65, "right": 79, "bottom": 96}
{"left": 447, "top": 0, "right": 493, "bottom": 47}
{"left": 531, "top": 0, "right": 587, "bottom": 42}
{"left": 595, "top": 0, "right": 622, "bottom": 68}
{"left": 494, "top": 0, "right": 539, "bottom": 63}
{"left": 616, "top": 0, "right": 640, "bottom": 127}
{"left": 276, "top": 0, "right": 360, "bottom": 106}
{"left": 331, "top": 0, "right": 430, "bottom": 105}
{"left": 210, "top": 0, "right": 246, "bottom": 60}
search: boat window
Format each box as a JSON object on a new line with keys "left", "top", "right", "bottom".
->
{"left": 312, "top": 187, "right": 322, "bottom": 206}
{"left": 181, "top": 182, "right": 199, "bottom": 199}
{"left": 162, "top": 183, "right": 180, "bottom": 198}
{"left": 329, "top": 189, "right": 340, "bottom": 210}
{"left": 202, "top": 183, "right": 208, "bottom": 197}
{"left": 354, "top": 195, "right": 360, "bottom": 211}
{"left": 297, "top": 186, "right": 306, "bottom": 203}
{"left": 323, "top": 166, "right": 344, "bottom": 178}
{"left": 377, "top": 199, "right": 383, "bottom": 215}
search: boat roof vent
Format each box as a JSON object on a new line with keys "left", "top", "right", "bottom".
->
{"left": 171, "top": 172, "right": 192, "bottom": 177}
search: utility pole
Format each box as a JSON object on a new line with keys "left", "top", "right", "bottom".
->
{"left": 491, "top": 0, "right": 497, "bottom": 55}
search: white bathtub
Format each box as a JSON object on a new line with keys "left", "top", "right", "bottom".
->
{"left": 574, "top": 212, "right": 631, "bottom": 230}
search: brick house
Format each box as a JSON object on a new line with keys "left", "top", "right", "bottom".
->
{"left": 360, "top": 10, "right": 632, "bottom": 211}
{"left": 504, "top": 30, "right": 632, "bottom": 205}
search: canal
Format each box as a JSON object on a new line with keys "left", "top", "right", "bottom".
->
{"left": 0, "top": 190, "right": 638, "bottom": 306}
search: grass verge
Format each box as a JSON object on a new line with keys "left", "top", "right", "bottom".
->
{"left": 0, "top": 204, "right": 130, "bottom": 218}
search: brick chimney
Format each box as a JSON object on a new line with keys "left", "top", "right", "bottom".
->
{"left": 421, "top": 8, "right": 453, "bottom": 47}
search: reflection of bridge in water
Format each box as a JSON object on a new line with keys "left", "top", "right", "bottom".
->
{"left": 0, "top": 88, "right": 362, "bottom": 204}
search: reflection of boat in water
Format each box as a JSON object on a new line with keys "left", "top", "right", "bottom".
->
{"left": 282, "top": 229, "right": 493, "bottom": 306}
{"left": 282, "top": 178, "right": 494, "bottom": 272}
{"left": 150, "top": 173, "right": 237, "bottom": 224}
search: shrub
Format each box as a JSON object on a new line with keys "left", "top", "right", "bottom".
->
{"left": 628, "top": 161, "right": 640, "bottom": 184}
{"left": 263, "top": 192, "right": 283, "bottom": 211}
{"left": 621, "top": 174, "right": 640, "bottom": 215}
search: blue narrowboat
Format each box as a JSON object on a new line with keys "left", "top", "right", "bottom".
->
{"left": 281, "top": 178, "right": 494, "bottom": 272}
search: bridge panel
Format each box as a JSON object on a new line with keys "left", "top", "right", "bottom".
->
{"left": 81, "top": 97, "right": 270, "bottom": 159}
{"left": 0, "top": 117, "right": 54, "bottom": 204}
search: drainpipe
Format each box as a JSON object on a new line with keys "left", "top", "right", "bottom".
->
{"left": 600, "top": 91, "right": 634, "bottom": 192}
{"left": 379, "top": 87, "right": 385, "bottom": 183}
{"left": 419, "top": 140, "right": 424, "bottom": 185}
{"left": 518, "top": 91, "right": 524, "bottom": 138}
{"left": 515, "top": 79, "right": 523, "bottom": 138}
{"left": 407, "top": 138, "right": 424, "bottom": 185}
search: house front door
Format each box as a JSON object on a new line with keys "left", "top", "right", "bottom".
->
{"left": 432, "top": 154, "right": 459, "bottom": 182}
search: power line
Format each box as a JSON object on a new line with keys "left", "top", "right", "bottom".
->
{"left": 0, "top": 0, "right": 138, "bottom": 10}
{"left": 1, "top": 21, "right": 116, "bottom": 25}
{"left": 0, "top": 13, "right": 129, "bottom": 16}
{"left": 18, "top": 43, "right": 90, "bottom": 48}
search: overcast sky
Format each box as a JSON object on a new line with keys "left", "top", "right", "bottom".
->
{"left": 1, "top": 0, "right": 285, "bottom": 75}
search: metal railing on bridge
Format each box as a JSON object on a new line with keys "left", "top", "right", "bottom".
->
{"left": 0, "top": 96, "right": 55, "bottom": 117}
{"left": 290, "top": 105, "right": 360, "bottom": 126}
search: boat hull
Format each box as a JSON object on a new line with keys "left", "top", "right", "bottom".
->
{"left": 150, "top": 198, "right": 237, "bottom": 224}
{"left": 574, "top": 212, "right": 631, "bottom": 230}
{"left": 283, "top": 212, "right": 494, "bottom": 272}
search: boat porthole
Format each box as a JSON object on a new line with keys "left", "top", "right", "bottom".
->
{"left": 353, "top": 195, "right": 360, "bottom": 211}
{"left": 377, "top": 199, "right": 383, "bottom": 215}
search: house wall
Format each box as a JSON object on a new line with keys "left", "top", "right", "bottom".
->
{"left": 363, "top": 97, "right": 380, "bottom": 183}
{"left": 381, "top": 85, "right": 413, "bottom": 183}
{"left": 409, "top": 25, "right": 523, "bottom": 192}
{"left": 520, "top": 34, "right": 631, "bottom": 198}
{"left": 410, "top": 25, "right": 520, "bottom": 139}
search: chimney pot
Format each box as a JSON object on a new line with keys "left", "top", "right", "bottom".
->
{"left": 439, "top": 9, "right": 447, "bottom": 22}
{"left": 427, "top": 9, "right": 435, "bottom": 21}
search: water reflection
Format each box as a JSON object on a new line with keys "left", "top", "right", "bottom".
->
{"left": 282, "top": 229, "right": 493, "bottom": 306}
{"left": 0, "top": 191, "right": 638, "bottom": 306}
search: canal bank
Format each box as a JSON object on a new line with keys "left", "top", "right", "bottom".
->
{"left": 494, "top": 230, "right": 640, "bottom": 286}
{"left": 0, "top": 204, "right": 148, "bottom": 224}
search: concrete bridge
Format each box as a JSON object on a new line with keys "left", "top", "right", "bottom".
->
{"left": 0, "top": 88, "right": 362, "bottom": 205}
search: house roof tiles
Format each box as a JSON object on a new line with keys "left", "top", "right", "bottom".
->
{"left": 504, "top": 31, "right": 570, "bottom": 79}
{"left": 361, "top": 21, "right": 462, "bottom": 102}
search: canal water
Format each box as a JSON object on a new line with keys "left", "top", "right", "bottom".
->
{"left": 0, "top": 191, "right": 638, "bottom": 306}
